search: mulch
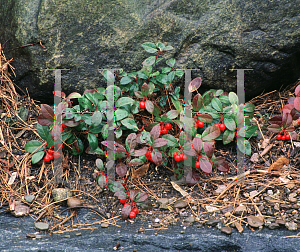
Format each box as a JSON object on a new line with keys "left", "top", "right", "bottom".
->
{"left": 1, "top": 48, "right": 300, "bottom": 239}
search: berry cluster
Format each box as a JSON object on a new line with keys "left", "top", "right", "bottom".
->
{"left": 214, "top": 123, "right": 226, "bottom": 131}
{"left": 173, "top": 152, "right": 187, "bottom": 162}
{"left": 119, "top": 198, "right": 139, "bottom": 219}
{"left": 276, "top": 133, "right": 290, "bottom": 141}
{"left": 145, "top": 149, "right": 153, "bottom": 162}
{"left": 160, "top": 122, "right": 172, "bottom": 135}
{"left": 44, "top": 143, "right": 63, "bottom": 162}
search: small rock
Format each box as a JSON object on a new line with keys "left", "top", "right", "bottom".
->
{"left": 26, "top": 233, "right": 36, "bottom": 239}
{"left": 215, "top": 185, "right": 226, "bottom": 194}
{"left": 24, "top": 194, "right": 35, "bottom": 203}
{"left": 247, "top": 215, "right": 264, "bottom": 228}
{"left": 75, "top": 232, "right": 82, "bottom": 236}
{"left": 217, "top": 222, "right": 222, "bottom": 229}
{"left": 220, "top": 226, "right": 232, "bottom": 235}
{"left": 52, "top": 188, "right": 72, "bottom": 202}
{"left": 12, "top": 203, "right": 30, "bottom": 217}
{"left": 206, "top": 205, "right": 220, "bottom": 213}
{"left": 274, "top": 203, "right": 280, "bottom": 211}
{"left": 174, "top": 200, "right": 188, "bottom": 209}
{"left": 285, "top": 183, "right": 295, "bottom": 190}
{"left": 234, "top": 205, "right": 247, "bottom": 216}
{"left": 285, "top": 222, "right": 298, "bottom": 231}
{"left": 192, "top": 206, "right": 197, "bottom": 211}
{"left": 101, "top": 222, "right": 109, "bottom": 228}
{"left": 154, "top": 218, "right": 160, "bottom": 223}
{"left": 250, "top": 190, "right": 258, "bottom": 198}
{"left": 67, "top": 197, "right": 82, "bottom": 207}
{"left": 243, "top": 192, "right": 250, "bottom": 198}
{"left": 267, "top": 223, "right": 280, "bottom": 230}
{"left": 185, "top": 216, "right": 195, "bottom": 223}
{"left": 35, "top": 222, "right": 49, "bottom": 231}
{"left": 206, "top": 218, "right": 220, "bottom": 227}
{"left": 221, "top": 205, "right": 233, "bottom": 214}
{"left": 234, "top": 222, "right": 243, "bottom": 233}
{"left": 152, "top": 223, "right": 161, "bottom": 228}
{"left": 157, "top": 198, "right": 169, "bottom": 209}
{"left": 289, "top": 197, "right": 298, "bottom": 203}
{"left": 267, "top": 190, "right": 273, "bottom": 196}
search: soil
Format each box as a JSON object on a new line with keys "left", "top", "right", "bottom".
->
{"left": 1, "top": 52, "right": 300, "bottom": 237}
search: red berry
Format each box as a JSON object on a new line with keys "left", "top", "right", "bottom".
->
{"left": 53, "top": 151, "right": 61, "bottom": 159}
{"left": 124, "top": 203, "right": 129, "bottom": 207}
{"left": 139, "top": 101, "right": 146, "bottom": 109}
{"left": 165, "top": 123, "right": 172, "bottom": 130}
{"left": 195, "top": 161, "right": 200, "bottom": 169}
{"left": 59, "top": 126, "right": 63, "bottom": 133}
{"left": 61, "top": 123, "right": 67, "bottom": 128}
{"left": 132, "top": 208, "right": 139, "bottom": 215}
{"left": 175, "top": 155, "right": 181, "bottom": 162}
{"left": 235, "top": 131, "right": 238, "bottom": 137}
{"left": 173, "top": 152, "right": 178, "bottom": 158}
{"left": 182, "top": 154, "right": 187, "bottom": 160}
{"left": 44, "top": 154, "right": 51, "bottom": 162}
{"left": 50, "top": 145, "right": 54, "bottom": 150}
{"left": 219, "top": 124, "right": 226, "bottom": 131}
{"left": 120, "top": 198, "right": 127, "bottom": 204}
{"left": 196, "top": 120, "right": 204, "bottom": 128}
{"left": 161, "top": 128, "right": 168, "bottom": 135}
{"left": 276, "top": 134, "right": 282, "bottom": 140}
{"left": 204, "top": 172, "right": 210, "bottom": 175}
{"left": 281, "top": 135, "right": 286, "bottom": 141}
{"left": 145, "top": 151, "right": 152, "bottom": 158}
{"left": 298, "top": 120, "right": 300, "bottom": 125}
{"left": 129, "top": 211, "right": 136, "bottom": 219}
{"left": 285, "top": 134, "right": 291, "bottom": 140}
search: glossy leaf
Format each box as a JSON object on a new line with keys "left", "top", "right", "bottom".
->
{"left": 88, "top": 133, "right": 98, "bottom": 150}
{"left": 96, "top": 159, "right": 104, "bottom": 170}
{"left": 224, "top": 116, "right": 236, "bottom": 131}
{"left": 97, "top": 175, "right": 107, "bottom": 188}
{"left": 199, "top": 156, "right": 212, "bottom": 174}
{"left": 267, "top": 124, "right": 281, "bottom": 133}
{"left": 213, "top": 156, "right": 229, "bottom": 172}
{"left": 150, "top": 124, "right": 161, "bottom": 140}
{"left": 166, "top": 110, "right": 178, "bottom": 120}
{"left": 142, "top": 56, "right": 156, "bottom": 66}
{"left": 108, "top": 181, "right": 125, "bottom": 193}
{"left": 202, "top": 126, "right": 220, "bottom": 141}
{"left": 125, "top": 133, "right": 137, "bottom": 152}
{"left": 211, "top": 97, "right": 223, "bottom": 112}
{"left": 192, "top": 137, "right": 202, "bottom": 152}
{"left": 152, "top": 149, "right": 162, "bottom": 165}
{"left": 36, "top": 123, "right": 50, "bottom": 141}
{"left": 188, "top": 77, "right": 202, "bottom": 92}
{"left": 120, "top": 76, "right": 132, "bottom": 85}
{"left": 193, "top": 94, "right": 203, "bottom": 111}
{"left": 116, "top": 97, "right": 134, "bottom": 107}
{"left": 116, "top": 162, "right": 127, "bottom": 177}
{"left": 186, "top": 170, "right": 200, "bottom": 186}
{"left": 121, "top": 118, "right": 139, "bottom": 131}
{"left": 223, "top": 129, "right": 235, "bottom": 144}
{"left": 237, "top": 138, "right": 251, "bottom": 155}
{"left": 91, "top": 111, "right": 102, "bottom": 126}
{"left": 153, "top": 138, "right": 168, "bottom": 148}
{"left": 31, "top": 151, "right": 45, "bottom": 164}
{"left": 145, "top": 100, "right": 154, "bottom": 114}
{"left": 142, "top": 42, "right": 158, "bottom": 53}
{"left": 229, "top": 92, "right": 238, "bottom": 105}
{"left": 203, "top": 141, "right": 215, "bottom": 157}
{"left": 162, "top": 134, "right": 179, "bottom": 147}
{"left": 166, "top": 58, "right": 175, "bottom": 67}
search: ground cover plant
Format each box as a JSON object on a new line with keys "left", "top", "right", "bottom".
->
{"left": 24, "top": 42, "right": 258, "bottom": 219}
{"left": 2, "top": 42, "right": 300, "bottom": 239}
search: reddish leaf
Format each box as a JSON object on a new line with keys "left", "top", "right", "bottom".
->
{"left": 186, "top": 170, "right": 200, "bottom": 186}
{"left": 267, "top": 124, "right": 281, "bottom": 133}
{"left": 188, "top": 77, "right": 202, "bottom": 92}
{"left": 114, "top": 190, "right": 127, "bottom": 199}
{"left": 145, "top": 100, "right": 154, "bottom": 113}
{"left": 134, "top": 91, "right": 144, "bottom": 99}
{"left": 290, "top": 131, "right": 298, "bottom": 140}
{"left": 51, "top": 124, "right": 62, "bottom": 141}
{"left": 282, "top": 104, "right": 294, "bottom": 114}
{"left": 131, "top": 147, "right": 148, "bottom": 156}
{"left": 62, "top": 119, "right": 80, "bottom": 127}
{"left": 197, "top": 113, "right": 213, "bottom": 123}
{"left": 141, "top": 83, "right": 149, "bottom": 95}
{"left": 153, "top": 138, "right": 168, "bottom": 148}
{"left": 268, "top": 115, "right": 282, "bottom": 126}
{"left": 294, "top": 97, "right": 300, "bottom": 112}
{"left": 203, "top": 141, "right": 215, "bottom": 157}
{"left": 125, "top": 133, "right": 137, "bottom": 151}
{"left": 135, "top": 192, "right": 148, "bottom": 203}
{"left": 116, "top": 162, "right": 127, "bottom": 177}
{"left": 101, "top": 141, "right": 126, "bottom": 152}
{"left": 213, "top": 157, "right": 229, "bottom": 172}
{"left": 287, "top": 97, "right": 295, "bottom": 105}
{"left": 183, "top": 148, "right": 197, "bottom": 156}
{"left": 201, "top": 126, "right": 220, "bottom": 141}
{"left": 192, "top": 137, "right": 202, "bottom": 152}
{"left": 37, "top": 114, "right": 54, "bottom": 126}
{"left": 130, "top": 190, "right": 139, "bottom": 201}
{"left": 121, "top": 204, "right": 132, "bottom": 220}
{"left": 193, "top": 93, "right": 203, "bottom": 111}
{"left": 152, "top": 149, "right": 162, "bottom": 165}
{"left": 83, "top": 89, "right": 97, "bottom": 94}
{"left": 150, "top": 124, "right": 161, "bottom": 140}
{"left": 199, "top": 156, "right": 212, "bottom": 174}
{"left": 282, "top": 112, "right": 292, "bottom": 128}
{"left": 295, "top": 84, "right": 300, "bottom": 96}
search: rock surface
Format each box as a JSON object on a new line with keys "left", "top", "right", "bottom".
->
{"left": 1, "top": 0, "right": 300, "bottom": 103}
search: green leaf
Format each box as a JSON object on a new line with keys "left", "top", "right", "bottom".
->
{"left": 166, "top": 110, "right": 178, "bottom": 120}
{"left": 202, "top": 126, "right": 220, "bottom": 141}
{"left": 102, "top": 70, "right": 115, "bottom": 83}
{"left": 219, "top": 95, "right": 230, "bottom": 104}
{"left": 108, "top": 181, "right": 125, "bottom": 193}
{"left": 71, "top": 138, "right": 84, "bottom": 155}
{"left": 244, "top": 103, "right": 255, "bottom": 113}
{"left": 224, "top": 116, "right": 236, "bottom": 131}
{"left": 229, "top": 92, "right": 239, "bottom": 105}
{"left": 88, "top": 133, "right": 98, "bottom": 150}
{"left": 167, "top": 71, "right": 175, "bottom": 84}
{"left": 160, "top": 95, "right": 167, "bottom": 107}
{"left": 175, "top": 70, "right": 184, "bottom": 77}
{"left": 31, "top": 151, "right": 45, "bottom": 164}
{"left": 96, "top": 159, "right": 104, "bottom": 170}
{"left": 142, "top": 56, "right": 156, "bottom": 67}
{"left": 222, "top": 129, "right": 235, "bottom": 145}
{"left": 120, "top": 76, "right": 133, "bottom": 85}
{"left": 211, "top": 97, "right": 223, "bottom": 112}
{"left": 156, "top": 42, "right": 165, "bottom": 51}
{"left": 115, "top": 128, "right": 122, "bottom": 138}
{"left": 162, "top": 134, "right": 179, "bottom": 147}
{"left": 97, "top": 175, "right": 107, "bottom": 188}
{"left": 67, "top": 92, "right": 82, "bottom": 99}
{"left": 142, "top": 42, "right": 158, "bottom": 53}
{"left": 115, "top": 109, "right": 129, "bottom": 121}
{"left": 24, "top": 140, "right": 44, "bottom": 153}
{"left": 78, "top": 97, "right": 93, "bottom": 110}
{"left": 63, "top": 108, "right": 75, "bottom": 119}
{"left": 166, "top": 58, "right": 176, "bottom": 67}
{"left": 162, "top": 67, "right": 172, "bottom": 74}
{"left": 171, "top": 97, "right": 183, "bottom": 113}
{"left": 237, "top": 138, "right": 251, "bottom": 155}
{"left": 36, "top": 123, "right": 50, "bottom": 141}
{"left": 91, "top": 111, "right": 102, "bottom": 126}
{"left": 179, "top": 131, "right": 187, "bottom": 146}
{"left": 121, "top": 118, "right": 138, "bottom": 131}
{"left": 245, "top": 125, "right": 258, "bottom": 138}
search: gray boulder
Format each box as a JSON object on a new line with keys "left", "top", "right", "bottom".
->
{"left": 1, "top": 0, "right": 299, "bottom": 103}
